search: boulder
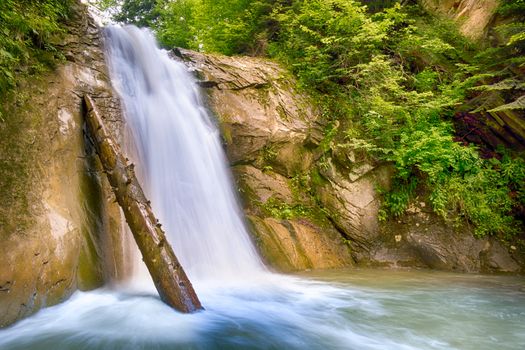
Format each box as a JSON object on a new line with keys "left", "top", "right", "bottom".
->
{"left": 317, "top": 159, "right": 393, "bottom": 252}
{"left": 247, "top": 216, "right": 353, "bottom": 272}
{"left": 376, "top": 201, "right": 524, "bottom": 273}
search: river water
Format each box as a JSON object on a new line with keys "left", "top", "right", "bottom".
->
{"left": 0, "top": 269, "right": 524, "bottom": 349}
{"left": 1, "top": 26, "right": 524, "bottom": 349}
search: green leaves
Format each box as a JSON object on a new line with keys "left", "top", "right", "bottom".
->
{"left": 152, "top": 0, "right": 279, "bottom": 55}
{"left": 269, "top": 2, "right": 524, "bottom": 237}
{"left": 113, "top": 0, "right": 159, "bottom": 27}
{"left": 0, "top": 0, "right": 70, "bottom": 94}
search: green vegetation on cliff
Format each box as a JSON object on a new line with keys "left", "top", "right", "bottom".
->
{"left": 108, "top": 0, "right": 525, "bottom": 238}
{"left": 0, "top": 0, "right": 72, "bottom": 96}
{"left": 0, "top": 0, "right": 75, "bottom": 235}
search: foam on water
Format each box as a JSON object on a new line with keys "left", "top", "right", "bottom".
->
{"left": 1, "top": 270, "right": 524, "bottom": 350}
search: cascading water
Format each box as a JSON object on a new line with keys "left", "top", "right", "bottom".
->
{"left": 104, "top": 26, "right": 264, "bottom": 283}
{"left": 0, "top": 25, "right": 524, "bottom": 350}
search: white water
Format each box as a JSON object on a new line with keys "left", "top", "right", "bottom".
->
{"left": 104, "top": 25, "right": 264, "bottom": 284}
{"left": 1, "top": 26, "right": 524, "bottom": 350}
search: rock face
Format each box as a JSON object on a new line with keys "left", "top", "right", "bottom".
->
{"left": 420, "top": 0, "right": 501, "bottom": 40}
{"left": 375, "top": 201, "right": 523, "bottom": 272}
{"left": 177, "top": 49, "right": 354, "bottom": 272}
{"left": 0, "top": 2, "right": 127, "bottom": 327}
{"left": 177, "top": 48, "right": 523, "bottom": 275}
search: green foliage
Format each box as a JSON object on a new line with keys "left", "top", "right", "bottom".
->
{"left": 186, "top": 0, "right": 276, "bottom": 55}
{"left": 113, "top": 0, "right": 159, "bottom": 27}
{"left": 108, "top": 0, "right": 279, "bottom": 55}
{"left": 380, "top": 177, "right": 417, "bottom": 218}
{"left": 0, "top": 0, "right": 71, "bottom": 94}
{"left": 497, "top": 0, "right": 525, "bottom": 17}
{"left": 385, "top": 127, "right": 524, "bottom": 236}
{"left": 155, "top": 0, "right": 196, "bottom": 49}
{"left": 271, "top": 1, "right": 524, "bottom": 237}
{"left": 261, "top": 197, "right": 312, "bottom": 220}
{"left": 111, "top": 0, "right": 525, "bottom": 237}
{"left": 475, "top": 0, "right": 525, "bottom": 71}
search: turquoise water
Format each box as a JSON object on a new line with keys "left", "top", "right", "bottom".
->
{"left": 0, "top": 269, "right": 523, "bottom": 350}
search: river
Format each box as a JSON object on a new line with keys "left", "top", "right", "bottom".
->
{"left": 0, "top": 269, "right": 523, "bottom": 349}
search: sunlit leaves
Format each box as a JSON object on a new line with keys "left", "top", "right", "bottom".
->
{"left": 0, "top": 0, "right": 70, "bottom": 93}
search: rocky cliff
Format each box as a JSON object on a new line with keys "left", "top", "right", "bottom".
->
{"left": 177, "top": 49, "right": 524, "bottom": 274}
{"left": 0, "top": 2, "right": 127, "bottom": 327}
{"left": 420, "top": 0, "right": 501, "bottom": 40}
{"left": 176, "top": 49, "right": 354, "bottom": 272}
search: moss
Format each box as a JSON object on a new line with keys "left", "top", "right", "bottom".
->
{"left": 259, "top": 144, "right": 278, "bottom": 163}
{"left": 0, "top": 78, "right": 47, "bottom": 240}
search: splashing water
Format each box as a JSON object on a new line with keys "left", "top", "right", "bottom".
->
{"left": 0, "top": 26, "right": 524, "bottom": 350}
{"left": 1, "top": 269, "right": 524, "bottom": 350}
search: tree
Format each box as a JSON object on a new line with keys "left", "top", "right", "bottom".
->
{"left": 113, "top": 0, "right": 160, "bottom": 27}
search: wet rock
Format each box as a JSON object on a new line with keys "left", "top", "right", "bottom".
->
{"left": 480, "top": 241, "right": 521, "bottom": 273}
{"left": 233, "top": 165, "right": 293, "bottom": 207}
{"left": 247, "top": 216, "right": 353, "bottom": 272}
{"left": 175, "top": 48, "right": 317, "bottom": 175}
{"left": 377, "top": 203, "right": 523, "bottom": 273}
{"left": 317, "top": 160, "right": 393, "bottom": 251}
{"left": 0, "top": 1, "right": 126, "bottom": 327}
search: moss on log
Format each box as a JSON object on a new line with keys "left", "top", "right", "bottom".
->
{"left": 83, "top": 95, "right": 202, "bottom": 313}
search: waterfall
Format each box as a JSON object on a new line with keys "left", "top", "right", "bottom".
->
{"left": 104, "top": 25, "right": 265, "bottom": 283}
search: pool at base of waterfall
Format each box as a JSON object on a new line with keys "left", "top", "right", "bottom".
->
{"left": 0, "top": 268, "right": 524, "bottom": 350}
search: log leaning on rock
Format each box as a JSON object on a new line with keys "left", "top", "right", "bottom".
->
{"left": 83, "top": 95, "right": 202, "bottom": 313}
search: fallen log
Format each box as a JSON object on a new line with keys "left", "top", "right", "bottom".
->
{"left": 83, "top": 95, "right": 202, "bottom": 313}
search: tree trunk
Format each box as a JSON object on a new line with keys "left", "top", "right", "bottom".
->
{"left": 83, "top": 95, "right": 202, "bottom": 313}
